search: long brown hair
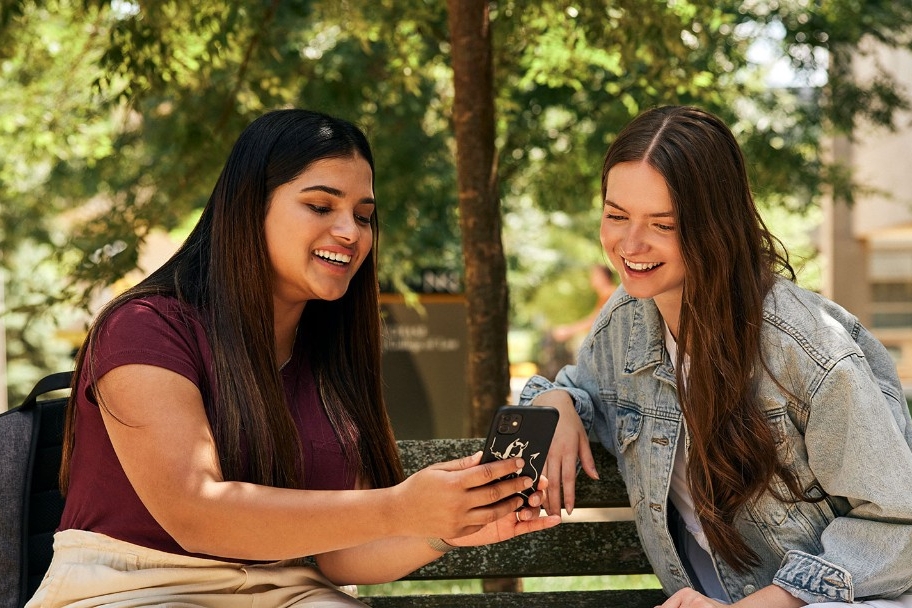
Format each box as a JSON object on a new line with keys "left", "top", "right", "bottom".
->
{"left": 601, "top": 106, "right": 805, "bottom": 571}
{"left": 61, "top": 109, "right": 403, "bottom": 494}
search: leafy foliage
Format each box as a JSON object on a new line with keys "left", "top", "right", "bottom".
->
{"left": 2, "top": 0, "right": 911, "bottom": 402}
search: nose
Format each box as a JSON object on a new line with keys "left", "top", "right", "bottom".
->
{"left": 618, "top": 222, "right": 649, "bottom": 257}
{"left": 331, "top": 214, "right": 360, "bottom": 244}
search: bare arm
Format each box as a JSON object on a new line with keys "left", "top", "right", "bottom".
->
{"left": 97, "top": 364, "right": 539, "bottom": 562}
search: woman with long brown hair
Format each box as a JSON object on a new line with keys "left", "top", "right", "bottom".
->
{"left": 524, "top": 105, "right": 912, "bottom": 607}
{"left": 29, "top": 109, "right": 559, "bottom": 607}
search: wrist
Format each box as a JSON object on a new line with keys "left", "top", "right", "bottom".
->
{"left": 533, "top": 390, "right": 576, "bottom": 416}
{"left": 378, "top": 484, "right": 407, "bottom": 538}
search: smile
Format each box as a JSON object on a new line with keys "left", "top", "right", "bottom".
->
{"left": 314, "top": 249, "right": 352, "bottom": 265}
{"left": 624, "top": 259, "right": 661, "bottom": 271}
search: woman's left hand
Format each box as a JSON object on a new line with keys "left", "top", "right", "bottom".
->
{"left": 443, "top": 477, "right": 561, "bottom": 547}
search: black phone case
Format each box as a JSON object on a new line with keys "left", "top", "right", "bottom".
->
{"left": 479, "top": 405, "right": 559, "bottom": 506}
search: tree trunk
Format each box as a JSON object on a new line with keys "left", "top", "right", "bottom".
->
{"left": 446, "top": 0, "right": 510, "bottom": 438}
{"left": 446, "top": 2, "right": 517, "bottom": 593}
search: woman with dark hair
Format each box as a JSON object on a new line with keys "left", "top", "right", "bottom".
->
{"left": 522, "top": 106, "right": 912, "bottom": 607}
{"left": 29, "top": 109, "right": 559, "bottom": 607}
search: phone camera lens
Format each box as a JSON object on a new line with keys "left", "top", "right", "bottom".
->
{"left": 498, "top": 414, "right": 522, "bottom": 434}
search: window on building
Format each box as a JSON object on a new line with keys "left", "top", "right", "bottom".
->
{"left": 871, "top": 281, "right": 912, "bottom": 328}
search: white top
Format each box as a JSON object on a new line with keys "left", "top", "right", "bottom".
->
{"left": 663, "top": 324, "right": 712, "bottom": 552}
{"left": 664, "top": 323, "right": 729, "bottom": 602}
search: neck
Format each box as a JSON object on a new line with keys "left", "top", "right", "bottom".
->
{"left": 654, "top": 294, "right": 681, "bottom": 342}
{"left": 274, "top": 303, "right": 304, "bottom": 366}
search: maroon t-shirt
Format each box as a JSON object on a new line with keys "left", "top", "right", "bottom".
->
{"left": 59, "top": 296, "right": 356, "bottom": 559}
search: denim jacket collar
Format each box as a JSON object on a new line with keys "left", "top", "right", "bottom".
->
{"left": 624, "top": 297, "right": 676, "bottom": 387}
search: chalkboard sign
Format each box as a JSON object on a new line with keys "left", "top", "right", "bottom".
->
{"left": 380, "top": 294, "right": 469, "bottom": 438}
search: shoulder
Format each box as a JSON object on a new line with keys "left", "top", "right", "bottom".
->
{"left": 761, "top": 277, "right": 863, "bottom": 360}
{"left": 107, "top": 294, "right": 200, "bottom": 321}
{"left": 102, "top": 295, "right": 204, "bottom": 338}
{"left": 89, "top": 295, "right": 211, "bottom": 382}
{"left": 760, "top": 278, "right": 902, "bottom": 403}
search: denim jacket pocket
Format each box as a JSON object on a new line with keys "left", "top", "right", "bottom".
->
{"left": 614, "top": 404, "right": 644, "bottom": 454}
{"left": 766, "top": 409, "right": 797, "bottom": 468}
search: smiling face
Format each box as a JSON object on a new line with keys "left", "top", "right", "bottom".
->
{"left": 600, "top": 160, "right": 685, "bottom": 332}
{"left": 264, "top": 154, "right": 375, "bottom": 311}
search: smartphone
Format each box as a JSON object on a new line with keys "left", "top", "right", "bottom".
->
{"left": 479, "top": 405, "right": 559, "bottom": 507}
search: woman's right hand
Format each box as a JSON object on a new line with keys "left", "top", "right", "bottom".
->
{"left": 532, "top": 390, "right": 598, "bottom": 515}
{"left": 390, "top": 452, "right": 535, "bottom": 540}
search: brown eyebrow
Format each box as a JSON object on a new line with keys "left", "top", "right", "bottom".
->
{"left": 603, "top": 199, "right": 674, "bottom": 218}
{"left": 300, "top": 185, "right": 375, "bottom": 206}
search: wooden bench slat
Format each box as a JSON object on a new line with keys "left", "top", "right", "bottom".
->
{"left": 363, "top": 588, "right": 668, "bottom": 608}
{"left": 405, "top": 521, "right": 652, "bottom": 579}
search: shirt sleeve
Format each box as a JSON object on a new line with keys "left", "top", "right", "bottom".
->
{"left": 85, "top": 298, "right": 210, "bottom": 404}
{"left": 773, "top": 352, "right": 912, "bottom": 603}
{"left": 518, "top": 367, "right": 596, "bottom": 433}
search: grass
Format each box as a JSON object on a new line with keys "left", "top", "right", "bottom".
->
{"left": 358, "top": 574, "right": 661, "bottom": 596}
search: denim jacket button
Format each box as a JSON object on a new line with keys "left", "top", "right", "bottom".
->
{"left": 743, "top": 584, "right": 757, "bottom": 595}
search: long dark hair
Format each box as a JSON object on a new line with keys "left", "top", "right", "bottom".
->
{"left": 61, "top": 109, "right": 403, "bottom": 493}
{"left": 601, "top": 105, "right": 805, "bottom": 571}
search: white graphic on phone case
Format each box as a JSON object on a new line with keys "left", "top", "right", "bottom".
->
{"left": 487, "top": 437, "right": 542, "bottom": 485}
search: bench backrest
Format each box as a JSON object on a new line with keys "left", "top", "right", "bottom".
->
{"left": 1, "top": 374, "right": 657, "bottom": 606}
{"left": 395, "top": 438, "right": 652, "bottom": 580}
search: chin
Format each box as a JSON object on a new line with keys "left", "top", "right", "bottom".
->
{"left": 619, "top": 284, "right": 658, "bottom": 300}
{"left": 318, "top": 289, "right": 350, "bottom": 302}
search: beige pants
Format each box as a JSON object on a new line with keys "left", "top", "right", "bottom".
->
{"left": 25, "top": 530, "right": 366, "bottom": 608}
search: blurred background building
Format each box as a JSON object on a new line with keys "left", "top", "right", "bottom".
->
{"left": 822, "top": 44, "right": 912, "bottom": 390}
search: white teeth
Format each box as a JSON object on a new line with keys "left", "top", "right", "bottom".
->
{"left": 624, "top": 259, "right": 660, "bottom": 271}
{"left": 314, "top": 249, "right": 352, "bottom": 264}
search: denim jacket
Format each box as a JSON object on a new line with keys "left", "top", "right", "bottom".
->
{"left": 520, "top": 277, "right": 912, "bottom": 604}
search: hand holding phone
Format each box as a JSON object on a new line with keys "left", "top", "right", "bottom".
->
{"left": 479, "top": 405, "right": 559, "bottom": 507}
